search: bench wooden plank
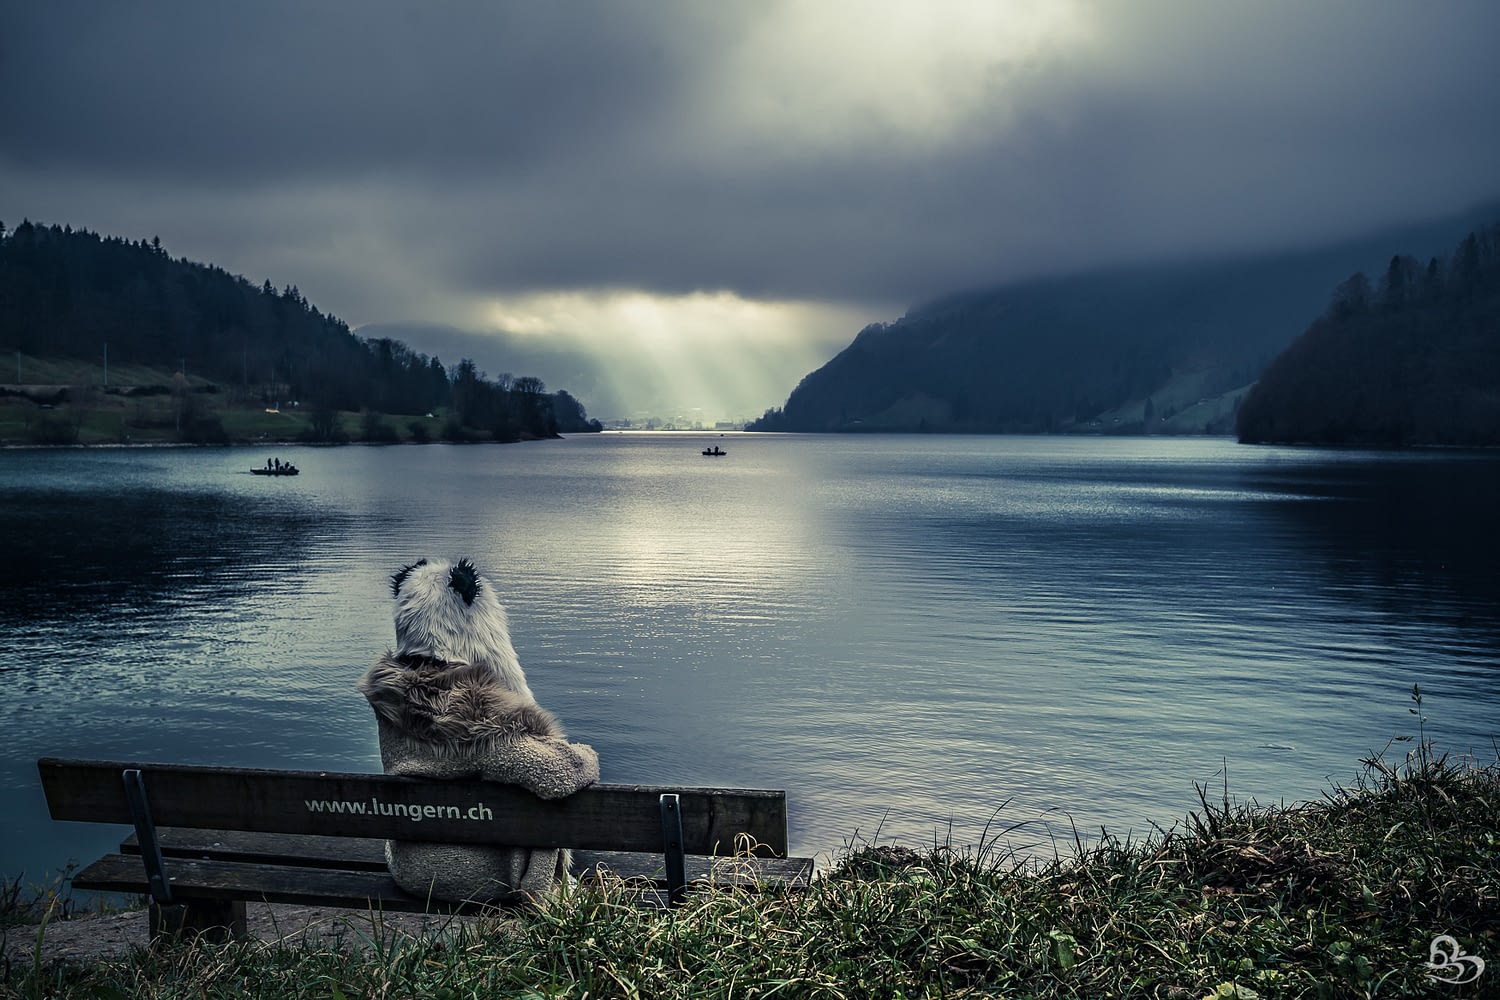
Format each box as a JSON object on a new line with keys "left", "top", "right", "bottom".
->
{"left": 72, "top": 853, "right": 479, "bottom": 914}
{"left": 39, "top": 758, "right": 789, "bottom": 857}
{"left": 134, "top": 829, "right": 390, "bottom": 871}
{"left": 578, "top": 851, "right": 813, "bottom": 888}
{"left": 76, "top": 851, "right": 810, "bottom": 912}
{"left": 124, "top": 829, "right": 813, "bottom": 888}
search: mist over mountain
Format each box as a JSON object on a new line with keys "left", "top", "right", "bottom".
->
{"left": 357, "top": 321, "right": 806, "bottom": 425}
{"left": 749, "top": 203, "right": 1500, "bottom": 435}
{"left": 1237, "top": 221, "right": 1500, "bottom": 446}
{"left": 354, "top": 322, "right": 629, "bottom": 420}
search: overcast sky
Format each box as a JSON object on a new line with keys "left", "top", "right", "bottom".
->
{"left": 4, "top": 2, "right": 1499, "bottom": 420}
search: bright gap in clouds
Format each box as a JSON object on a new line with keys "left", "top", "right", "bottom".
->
{"left": 716, "top": 0, "right": 1095, "bottom": 151}
{"left": 477, "top": 290, "right": 875, "bottom": 423}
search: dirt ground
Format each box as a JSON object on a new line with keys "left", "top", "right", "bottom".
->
{"left": 1, "top": 902, "right": 491, "bottom": 969}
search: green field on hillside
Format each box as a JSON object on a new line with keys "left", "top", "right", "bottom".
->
{"left": 1, "top": 354, "right": 450, "bottom": 446}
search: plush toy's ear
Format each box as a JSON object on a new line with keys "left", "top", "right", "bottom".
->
{"left": 449, "top": 559, "right": 480, "bottom": 606}
{"left": 390, "top": 559, "right": 427, "bottom": 597}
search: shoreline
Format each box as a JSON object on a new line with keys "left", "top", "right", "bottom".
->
{"left": 4, "top": 751, "right": 1496, "bottom": 994}
{"left": 0, "top": 435, "right": 565, "bottom": 451}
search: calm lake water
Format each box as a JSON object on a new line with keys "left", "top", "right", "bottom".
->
{"left": 2, "top": 434, "right": 1497, "bottom": 882}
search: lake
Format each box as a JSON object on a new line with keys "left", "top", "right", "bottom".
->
{"left": 2, "top": 434, "right": 1497, "bottom": 883}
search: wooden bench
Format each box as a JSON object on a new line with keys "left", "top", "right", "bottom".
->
{"left": 38, "top": 758, "right": 814, "bottom": 940}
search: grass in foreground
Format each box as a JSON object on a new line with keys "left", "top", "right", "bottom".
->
{"left": 4, "top": 740, "right": 1496, "bottom": 999}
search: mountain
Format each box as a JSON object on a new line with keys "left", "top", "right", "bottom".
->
{"left": 748, "top": 203, "right": 1500, "bottom": 434}
{"left": 0, "top": 220, "right": 600, "bottom": 439}
{"left": 1236, "top": 223, "right": 1500, "bottom": 446}
{"left": 0, "top": 221, "right": 399, "bottom": 406}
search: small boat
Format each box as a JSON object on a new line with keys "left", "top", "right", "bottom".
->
{"left": 701, "top": 446, "right": 726, "bottom": 457}
{"left": 252, "top": 465, "right": 299, "bottom": 476}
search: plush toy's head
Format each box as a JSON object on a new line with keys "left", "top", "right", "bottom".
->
{"left": 389, "top": 557, "right": 534, "bottom": 701}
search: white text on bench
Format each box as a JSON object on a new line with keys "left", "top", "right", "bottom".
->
{"left": 304, "top": 798, "right": 494, "bottom": 822}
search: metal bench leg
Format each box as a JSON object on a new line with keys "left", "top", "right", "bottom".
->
{"left": 659, "top": 793, "right": 687, "bottom": 906}
{"left": 122, "top": 769, "right": 172, "bottom": 906}
{"left": 123, "top": 768, "right": 247, "bottom": 942}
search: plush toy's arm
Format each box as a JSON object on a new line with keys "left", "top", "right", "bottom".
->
{"left": 481, "top": 737, "right": 599, "bottom": 800}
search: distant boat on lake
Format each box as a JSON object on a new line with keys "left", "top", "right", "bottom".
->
{"left": 702, "top": 446, "right": 726, "bottom": 457}
{"left": 253, "top": 461, "right": 299, "bottom": 476}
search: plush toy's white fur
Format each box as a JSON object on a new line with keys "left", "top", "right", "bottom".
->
{"left": 390, "top": 558, "right": 535, "bottom": 703}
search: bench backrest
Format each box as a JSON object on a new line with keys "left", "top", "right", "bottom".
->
{"left": 38, "top": 758, "right": 789, "bottom": 858}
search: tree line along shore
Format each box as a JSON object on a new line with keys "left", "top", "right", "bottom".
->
{"left": 0, "top": 356, "right": 600, "bottom": 448}
{"left": 1, "top": 221, "right": 603, "bottom": 447}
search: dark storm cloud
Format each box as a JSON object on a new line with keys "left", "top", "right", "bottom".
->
{"left": 3, "top": 1, "right": 1499, "bottom": 317}
{"left": 0, "top": 3, "right": 716, "bottom": 184}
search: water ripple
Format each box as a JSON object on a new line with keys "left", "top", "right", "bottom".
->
{"left": 1, "top": 437, "right": 1497, "bottom": 880}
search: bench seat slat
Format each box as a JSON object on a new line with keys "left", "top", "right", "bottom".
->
{"left": 124, "top": 828, "right": 812, "bottom": 888}
{"left": 78, "top": 851, "right": 812, "bottom": 912}
{"left": 575, "top": 851, "right": 815, "bottom": 888}
{"left": 72, "top": 853, "right": 476, "bottom": 914}
{"left": 132, "top": 829, "right": 389, "bottom": 871}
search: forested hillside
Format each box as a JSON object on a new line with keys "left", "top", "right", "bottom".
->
{"left": 1236, "top": 223, "right": 1500, "bottom": 446}
{"left": 749, "top": 206, "right": 1499, "bottom": 435}
{"left": 0, "top": 220, "right": 599, "bottom": 440}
